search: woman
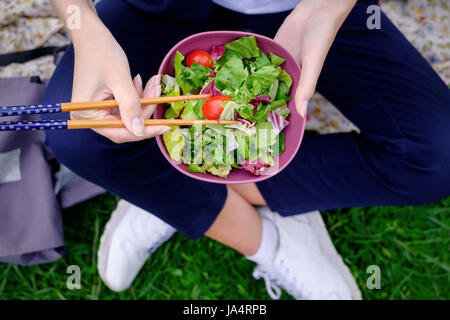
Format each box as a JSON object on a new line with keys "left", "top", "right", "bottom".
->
{"left": 45, "top": 0, "right": 450, "bottom": 299}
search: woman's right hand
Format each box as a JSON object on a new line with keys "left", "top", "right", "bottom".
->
{"left": 54, "top": 0, "right": 171, "bottom": 143}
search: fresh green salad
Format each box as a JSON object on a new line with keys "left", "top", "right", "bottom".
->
{"left": 161, "top": 35, "right": 292, "bottom": 178}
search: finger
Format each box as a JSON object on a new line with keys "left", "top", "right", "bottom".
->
{"left": 142, "top": 74, "right": 162, "bottom": 119}
{"left": 133, "top": 74, "right": 144, "bottom": 97}
{"left": 110, "top": 75, "right": 145, "bottom": 137}
{"left": 294, "top": 54, "right": 323, "bottom": 117}
{"left": 93, "top": 125, "right": 171, "bottom": 144}
{"left": 71, "top": 91, "right": 114, "bottom": 120}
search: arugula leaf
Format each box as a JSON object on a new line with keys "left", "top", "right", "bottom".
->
{"left": 224, "top": 35, "right": 259, "bottom": 59}
{"left": 215, "top": 55, "right": 247, "bottom": 91}
{"left": 270, "top": 52, "right": 286, "bottom": 66}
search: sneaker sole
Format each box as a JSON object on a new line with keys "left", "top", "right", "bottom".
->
{"left": 307, "top": 211, "right": 362, "bottom": 300}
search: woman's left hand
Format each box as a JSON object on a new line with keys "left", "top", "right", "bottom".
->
{"left": 274, "top": 0, "right": 356, "bottom": 117}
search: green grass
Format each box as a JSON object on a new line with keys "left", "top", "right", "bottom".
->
{"left": 0, "top": 193, "right": 449, "bottom": 300}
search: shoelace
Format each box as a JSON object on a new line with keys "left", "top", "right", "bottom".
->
{"left": 252, "top": 260, "right": 311, "bottom": 300}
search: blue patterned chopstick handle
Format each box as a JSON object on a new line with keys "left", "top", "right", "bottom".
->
{"left": 0, "top": 120, "right": 68, "bottom": 131}
{"left": 0, "top": 103, "right": 61, "bottom": 116}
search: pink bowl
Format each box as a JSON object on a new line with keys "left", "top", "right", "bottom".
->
{"left": 155, "top": 31, "right": 304, "bottom": 184}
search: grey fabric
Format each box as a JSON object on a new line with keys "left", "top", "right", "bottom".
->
{"left": 57, "top": 165, "right": 105, "bottom": 209}
{"left": 0, "top": 77, "right": 104, "bottom": 266}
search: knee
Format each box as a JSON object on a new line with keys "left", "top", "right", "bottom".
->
{"left": 45, "top": 130, "right": 110, "bottom": 179}
{"left": 230, "top": 184, "right": 267, "bottom": 206}
{"left": 389, "top": 145, "right": 450, "bottom": 202}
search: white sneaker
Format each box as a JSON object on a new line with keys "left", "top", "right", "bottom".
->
{"left": 97, "top": 200, "right": 176, "bottom": 292}
{"left": 252, "top": 207, "right": 362, "bottom": 300}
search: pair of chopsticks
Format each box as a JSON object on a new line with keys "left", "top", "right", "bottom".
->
{"left": 0, "top": 94, "right": 238, "bottom": 131}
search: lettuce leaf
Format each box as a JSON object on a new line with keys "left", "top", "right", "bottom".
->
{"left": 236, "top": 103, "right": 253, "bottom": 120}
{"left": 275, "top": 70, "right": 293, "bottom": 101}
{"left": 163, "top": 126, "right": 184, "bottom": 161}
{"left": 270, "top": 52, "right": 285, "bottom": 66}
{"left": 205, "top": 164, "right": 232, "bottom": 178}
{"left": 181, "top": 99, "right": 205, "bottom": 120}
{"left": 269, "top": 79, "right": 279, "bottom": 102}
{"left": 176, "top": 62, "right": 211, "bottom": 94}
{"left": 254, "top": 49, "right": 271, "bottom": 69}
{"left": 188, "top": 162, "right": 232, "bottom": 178}
{"left": 278, "top": 69, "right": 293, "bottom": 89}
{"left": 215, "top": 55, "right": 247, "bottom": 91}
{"left": 245, "top": 65, "right": 280, "bottom": 96}
{"left": 271, "top": 131, "right": 285, "bottom": 157}
{"left": 273, "top": 105, "right": 290, "bottom": 118}
{"left": 174, "top": 51, "right": 184, "bottom": 77}
{"left": 219, "top": 100, "right": 236, "bottom": 120}
{"left": 161, "top": 75, "right": 184, "bottom": 118}
{"left": 252, "top": 103, "right": 270, "bottom": 122}
{"left": 188, "top": 163, "right": 205, "bottom": 173}
{"left": 255, "top": 121, "right": 278, "bottom": 149}
{"left": 223, "top": 35, "right": 259, "bottom": 59}
{"left": 276, "top": 81, "right": 290, "bottom": 101}
{"left": 173, "top": 50, "right": 211, "bottom": 94}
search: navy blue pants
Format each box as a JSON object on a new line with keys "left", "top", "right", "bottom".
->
{"left": 42, "top": 0, "right": 450, "bottom": 239}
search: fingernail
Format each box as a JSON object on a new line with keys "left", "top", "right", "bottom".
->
{"left": 157, "top": 126, "right": 171, "bottom": 136}
{"left": 299, "top": 99, "right": 308, "bottom": 118}
{"left": 135, "top": 74, "right": 143, "bottom": 88}
{"left": 132, "top": 116, "right": 144, "bottom": 137}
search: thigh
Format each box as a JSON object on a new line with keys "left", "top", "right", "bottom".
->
{"left": 42, "top": 0, "right": 227, "bottom": 239}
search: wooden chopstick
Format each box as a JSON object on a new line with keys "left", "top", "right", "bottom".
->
{"left": 67, "top": 119, "right": 238, "bottom": 129}
{"left": 60, "top": 94, "right": 211, "bottom": 112}
{"left": 0, "top": 119, "right": 239, "bottom": 131}
{"left": 0, "top": 94, "right": 211, "bottom": 117}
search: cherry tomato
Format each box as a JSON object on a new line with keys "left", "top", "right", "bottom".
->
{"left": 186, "top": 50, "right": 212, "bottom": 68}
{"left": 202, "top": 96, "right": 232, "bottom": 120}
